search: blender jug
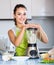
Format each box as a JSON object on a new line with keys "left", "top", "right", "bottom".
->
{"left": 27, "top": 28, "right": 39, "bottom": 58}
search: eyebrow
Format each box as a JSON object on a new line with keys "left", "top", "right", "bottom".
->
{"left": 17, "top": 11, "right": 27, "bottom": 14}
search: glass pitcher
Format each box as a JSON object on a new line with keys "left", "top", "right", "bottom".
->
{"left": 27, "top": 28, "right": 37, "bottom": 44}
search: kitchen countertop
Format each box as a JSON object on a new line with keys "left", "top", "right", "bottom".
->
{"left": 0, "top": 55, "right": 54, "bottom": 65}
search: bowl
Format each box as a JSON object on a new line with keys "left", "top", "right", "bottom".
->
{"left": 40, "top": 53, "right": 49, "bottom": 59}
{"left": 2, "top": 52, "right": 13, "bottom": 61}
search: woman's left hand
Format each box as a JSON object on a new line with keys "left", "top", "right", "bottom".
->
{"left": 25, "top": 23, "right": 42, "bottom": 30}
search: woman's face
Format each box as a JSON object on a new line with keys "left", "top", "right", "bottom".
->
{"left": 14, "top": 7, "right": 27, "bottom": 25}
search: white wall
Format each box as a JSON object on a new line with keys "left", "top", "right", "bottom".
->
{"left": 0, "top": 20, "right": 14, "bottom": 36}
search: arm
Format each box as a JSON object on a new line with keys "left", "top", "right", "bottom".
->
{"left": 8, "top": 27, "right": 26, "bottom": 47}
{"left": 8, "top": 24, "right": 34, "bottom": 47}
{"left": 36, "top": 24, "right": 48, "bottom": 43}
{"left": 48, "top": 48, "right": 54, "bottom": 56}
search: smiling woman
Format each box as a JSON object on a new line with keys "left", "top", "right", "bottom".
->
{"left": 8, "top": 4, "right": 48, "bottom": 56}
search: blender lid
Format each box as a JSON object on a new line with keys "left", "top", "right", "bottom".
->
{"left": 27, "top": 28, "right": 37, "bottom": 30}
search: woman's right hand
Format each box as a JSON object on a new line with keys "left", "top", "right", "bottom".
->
{"left": 21, "top": 24, "right": 30, "bottom": 30}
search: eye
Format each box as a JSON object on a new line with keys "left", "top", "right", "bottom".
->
{"left": 23, "top": 13, "right": 26, "bottom": 15}
{"left": 18, "top": 13, "right": 21, "bottom": 15}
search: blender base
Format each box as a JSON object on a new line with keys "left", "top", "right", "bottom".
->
{"left": 29, "top": 56, "right": 39, "bottom": 59}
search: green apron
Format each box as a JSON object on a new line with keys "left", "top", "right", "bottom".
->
{"left": 15, "top": 29, "right": 28, "bottom": 56}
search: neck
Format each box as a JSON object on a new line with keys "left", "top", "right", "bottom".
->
{"left": 16, "top": 23, "right": 23, "bottom": 29}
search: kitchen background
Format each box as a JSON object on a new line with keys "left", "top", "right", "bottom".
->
{"left": 0, "top": 0, "right": 54, "bottom": 54}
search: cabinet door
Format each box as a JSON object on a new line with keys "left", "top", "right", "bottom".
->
{"left": 31, "top": 0, "right": 45, "bottom": 16}
{"left": 0, "top": 0, "right": 11, "bottom": 19}
{"left": 10, "top": 0, "right": 31, "bottom": 19}
{"left": 45, "top": 0, "right": 54, "bottom": 16}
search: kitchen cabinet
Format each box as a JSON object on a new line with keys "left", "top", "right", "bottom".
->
{"left": 10, "top": 0, "right": 31, "bottom": 19}
{"left": 0, "top": 0, "right": 11, "bottom": 19}
{"left": 31, "top": 0, "right": 54, "bottom": 16}
{"left": 0, "top": 0, "right": 31, "bottom": 19}
{"left": 45, "top": 0, "right": 54, "bottom": 16}
{"left": 31, "top": 0, "right": 45, "bottom": 16}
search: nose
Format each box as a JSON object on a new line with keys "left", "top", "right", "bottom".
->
{"left": 21, "top": 14, "right": 25, "bottom": 18}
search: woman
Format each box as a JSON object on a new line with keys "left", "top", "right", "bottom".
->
{"left": 8, "top": 4, "right": 48, "bottom": 56}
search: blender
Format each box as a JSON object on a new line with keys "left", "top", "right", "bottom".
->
{"left": 27, "top": 28, "right": 39, "bottom": 59}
